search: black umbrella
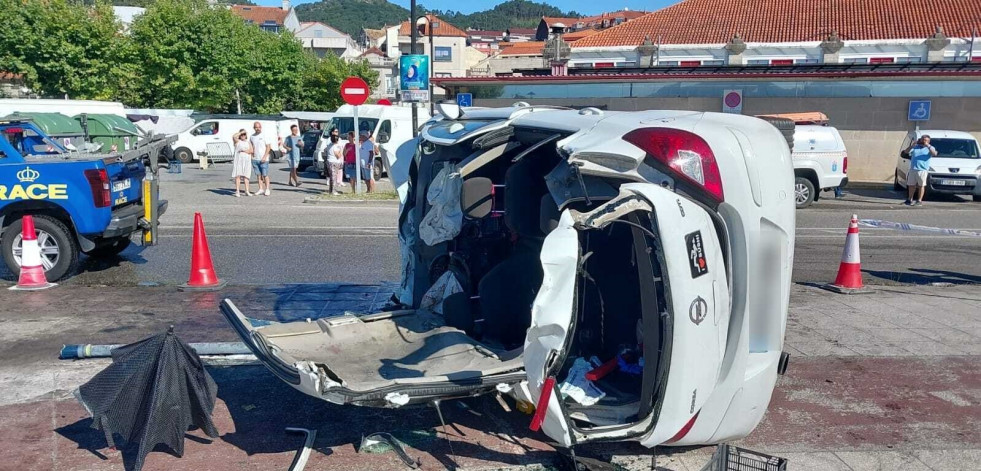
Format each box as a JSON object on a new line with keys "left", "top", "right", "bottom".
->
{"left": 74, "top": 327, "right": 219, "bottom": 471}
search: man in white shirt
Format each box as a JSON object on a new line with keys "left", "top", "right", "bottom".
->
{"left": 249, "top": 122, "right": 272, "bottom": 196}
{"left": 358, "top": 131, "right": 376, "bottom": 193}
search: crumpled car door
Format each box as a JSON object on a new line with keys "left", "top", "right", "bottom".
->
{"left": 523, "top": 182, "right": 730, "bottom": 447}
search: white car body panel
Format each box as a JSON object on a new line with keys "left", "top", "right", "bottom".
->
{"left": 791, "top": 125, "right": 847, "bottom": 189}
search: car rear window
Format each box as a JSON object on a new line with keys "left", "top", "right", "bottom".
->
{"left": 929, "top": 138, "right": 979, "bottom": 159}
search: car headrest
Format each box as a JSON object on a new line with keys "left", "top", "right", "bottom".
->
{"left": 461, "top": 177, "right": 493, "bottom": 219}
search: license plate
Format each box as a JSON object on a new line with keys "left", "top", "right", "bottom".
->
{"left": 112, "top": 179, "right": 132, "bottom": 192}
{"left": 114, "top": 196, "right": 128, "bottom": 205}
{"left": 938, "top": 179, "right": 966, "bottom": 186}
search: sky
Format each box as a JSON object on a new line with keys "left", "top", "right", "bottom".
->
{"left": 262, "top": 0, "right": 680, "bottom": 16}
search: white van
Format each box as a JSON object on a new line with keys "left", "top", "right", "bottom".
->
{"left": 792, "top": 125, "right": 848, "bottom": 208}
{"left": 313, "top": 104, "right": 430, "bottom": 179}
{"left": 170, "top": 116, "right": 298, "bottom": 163}
{"left": 895, "top": 130, "right": 981, "bottom": 202}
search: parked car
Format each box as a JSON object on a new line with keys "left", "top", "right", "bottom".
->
{"left": 313, "top": 104, "right": 431, "bottom": 181}
{"left": 895, "top": 130, "right": 981, "bottom": 201}
{"left": 297, "top": 129, "right": 320, "bottom": 172}
{"left": 221, "top": 104, "right": 795, "bottom": 448}
{"left": 170, "top": 115, "right": 298, "bottom": 164}
{"left": 791, "top": 125, "right": 848, "bottom": 208}
{"left": 0, "top": 119, "right": 170, "bottom": 281}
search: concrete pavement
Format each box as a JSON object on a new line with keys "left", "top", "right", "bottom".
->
{"left": 1, "top": 283, "right": 979, "bottom": 470}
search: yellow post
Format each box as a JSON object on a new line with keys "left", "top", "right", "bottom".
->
{"left": 142, "top": 179, "right": 153, "bottom": 244}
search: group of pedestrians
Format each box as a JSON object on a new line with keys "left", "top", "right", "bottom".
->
{"left": 231, "top": 121, "right": 378, "bottom": 197}
{"left": 231, "top": 122, "right": 307, "bottom": 197}
{"left": 321, "top": 128, "right": 377, "bottom": 195}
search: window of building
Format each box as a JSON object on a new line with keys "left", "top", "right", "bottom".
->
{"left": 679, "top": 60, "right": 701, "bottom": 67}
{"left": 842, "top": 57, "right": 868, "bottom": 64}
{"left": 869, "top": 57, "right": 895, "bottom": 64}
{"left": 747, "top": 59, "right": 769, "bottom": 65}
{"left": 615, "top": 61, "right": 637, "bottom": 67}
{"left": 770, "top": 59, "right": 794, "bottom": 66}
{"left": 435, "top": 46, "right": 453, "bottom": 62}
{"left": 615, "top": 18, "right": 624, "bottom": 25}
{"left": 658, "top": 61, "right": 679, "bottom": 66}
{"left": 795, "top": 58, "right": 819, "bottom": 64}
{"left": 702, "top": 60, "right": 724, "bottom": 66}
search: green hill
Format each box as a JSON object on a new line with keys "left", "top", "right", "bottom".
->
{"left": 296, "top": 0, "right": 580, "bottom": 37}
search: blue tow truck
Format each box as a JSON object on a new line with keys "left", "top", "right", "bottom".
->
{"left": 0, "top": 119, "right": 173, "bottom": 281}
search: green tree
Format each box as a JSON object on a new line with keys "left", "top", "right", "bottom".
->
{"left": 0, "top": 0, "right": 127, "bottom": 99}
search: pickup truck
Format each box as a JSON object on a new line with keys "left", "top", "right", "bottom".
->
{"left": 0, "top": 119, "right": 170, "bottom": 281}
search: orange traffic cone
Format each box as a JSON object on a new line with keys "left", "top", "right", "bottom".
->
{"left": 9, "top": 215, "right": 56, "bottom": 291}
{"left": 827, "top": 214, "right": 873, "bottom": 294}
{"left": 179, "top": 212, "right": 225, "bottom": 291}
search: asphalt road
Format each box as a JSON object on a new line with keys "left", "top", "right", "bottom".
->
{"left": 2, "top": 162, "right": 979, "bottom": 287}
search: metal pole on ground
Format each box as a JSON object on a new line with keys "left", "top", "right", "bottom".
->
{"left": 354, "top": 105, "right": 362, "bottom": 195}
{"left": 410, "top": 0, "right": 419, "bottom": 135}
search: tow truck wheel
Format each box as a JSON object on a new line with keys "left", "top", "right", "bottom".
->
{"left": 85, "top": 237, "right": 132, "bottom": 258}
{"left": 174, "top": 146, "right": 193, "bottom": 163}
{"left": 794, "top": 177, "right": 815, "bottom": 208}
{"left": 2, "top": 215, "right": 79, "bottom": 282}
{"left": 373, "top": 157, "right": 384, "bottom": 181}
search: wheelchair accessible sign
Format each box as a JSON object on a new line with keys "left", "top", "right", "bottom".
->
{"left": 908, "top": 100, "right": 931, "bottom": 121}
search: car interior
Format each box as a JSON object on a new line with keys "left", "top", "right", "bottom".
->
{"left": 249, "top": 126, "right": 667, "bottom": 426}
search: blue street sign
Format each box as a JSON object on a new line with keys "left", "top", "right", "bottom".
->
{"left": 908, "top": 100, "right": 931, "bottom": 121}
{"left": 457, "top": 93, "right": 473, "bottom": 107}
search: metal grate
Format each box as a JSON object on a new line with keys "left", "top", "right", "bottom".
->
{"left": 700, "top": 444, "right": 788, "bottom": 471}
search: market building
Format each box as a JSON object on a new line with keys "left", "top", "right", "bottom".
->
{"left": 436, "top": 0, "right": 981, "bottom": 183}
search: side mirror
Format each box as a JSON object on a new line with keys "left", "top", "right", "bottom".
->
{"left": 900, "top": 150, "right": 910, "bottom": 159}
{"left": 377, "top": 132, "right": 390, "bottom": 144}
{"left": 461, "top": 177, "right": 493, "bottom": 219}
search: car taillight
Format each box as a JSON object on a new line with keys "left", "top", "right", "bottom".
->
{"left": 84, "top": 168, "right": 111, "bottom": 208}
{"left": 623, "top": 128, "right": 724, "bottom": 203}
{"left": 665, "top": 412, "right": 699, "bottom": 444}
{"left": 843, "top": 152, "right": 848, "bottom": 174}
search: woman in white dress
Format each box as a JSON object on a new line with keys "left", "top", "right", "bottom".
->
{"left": 232, "top": 129, "right": 253, "bottom": 197}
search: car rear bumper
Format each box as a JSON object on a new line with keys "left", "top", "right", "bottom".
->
{"left": 102, "top": 199, "right": 168, "bottom": 238}
{"left": 927, "top": 174, "right": 979, "bottom": 195}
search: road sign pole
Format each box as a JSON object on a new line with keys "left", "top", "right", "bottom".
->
{"left": 354, "top": 105, "right": 361, "bottom": 195}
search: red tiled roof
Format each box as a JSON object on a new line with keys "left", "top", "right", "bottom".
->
{"left": 562, "top": 29, "right": 601, "bottom": 42}
{"left": 542, "top": 17, "right": 580, "bottom": 28}
{"left": 231, "top": 5, "right": 287, "bottom": 26}
{"left": 574, "top": 0, "right": 981, "bottom": 47}
{"left": 499, "top": 41, "right": 546, "bottom": 56}
{"left": 399, "top": 14, "right": 467, "bottom": 37}
{"left": 359, "top": 47, "right": 386, "bottom": 58}
{"left": 0, "top": 72, "right": 24, "bottom": 80}
{"left": 580, "top": 10, "right": 648, "bottom": 25}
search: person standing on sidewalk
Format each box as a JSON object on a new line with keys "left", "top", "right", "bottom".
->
{"left": 904, "top": 135, "right": 937, "bottom": 206}
{"left": 324, "top": 133, "right": 344, "bottom": 195}
{"left": 283, "top": 124, "right": 303, "bottom": 187}
{"left": 359, "top": 131, "right": 376, "bottom": 193}
{"left": 231, "top": 129, "right": 254, "bottom": 197}
{"left": 250, "top": 122, "right": 272, "bottom": 196}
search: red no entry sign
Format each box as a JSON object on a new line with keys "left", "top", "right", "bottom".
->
{"left": 340, "top": 76, "right": 370, "bottom": 106}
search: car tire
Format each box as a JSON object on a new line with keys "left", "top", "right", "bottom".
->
{"left": 373, "top": 157, "right": 384, "bottom": 181}
{"left": 894, "top": 171, "right": 903, "bottom": 191}
{"left": 85, "top": 237, "right": 132, "bottom": 258}
{"left": 174, "top": 146, "right": 193, "bottom": 164}
{"left": 794, "top": 177, "right": 815, "bottom": 208}
{"left": 297, "top": 163, "right": 310, "bottom": 172}
{"left": 758, "top": 116, "right": 795, "bottom": 150}
{"left": 2, "top": 214, "right": 79, "bottom": 282}
{"left": 270, "top": 150, "right": 283, "bottom": 163}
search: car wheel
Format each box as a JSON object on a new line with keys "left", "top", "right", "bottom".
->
{"left": 85, "top": 237, "right": 132, "bottom": 258}
{"left": 270, "top": 151, "right": 283, "bottom": 162}
{"left": 373, "top": 158, "right": 384, "bottom": 181}
{"left": 894, "top": 171, "right": 903, "bottom": 191}
{"left": 794, "top": 177, "right": 815, "bottom": 208}
{"left": 174, "top": 147, "right": 193, "bottom": 164}
{"left": 2, "top": 215, "right": 79, "bottom": 282}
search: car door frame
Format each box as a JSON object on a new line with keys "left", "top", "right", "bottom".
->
{"left": 897, "top": 132, "right": 913, "bottom": 182}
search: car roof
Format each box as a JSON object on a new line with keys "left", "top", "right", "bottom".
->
{"left": 915, "top": 130, "right": 978, "bottom": 140}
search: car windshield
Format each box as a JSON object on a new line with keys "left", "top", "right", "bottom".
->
{"left": 929, "top": 138, "right": 980, "bottom": 159}
{"left": 326, "top": 117, "right": 378, "bottom": 138}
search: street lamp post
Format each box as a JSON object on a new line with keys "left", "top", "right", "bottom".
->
{"left": 410, "top": 0, "right": 418, "bottom": 135}
{"left": 416, "top": 16, "right": 435, "bottom": 116}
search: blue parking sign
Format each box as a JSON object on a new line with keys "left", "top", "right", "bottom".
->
{"left": 908, "top": 100, "right": 931, "bottom": 121}
{"left": 457, "top": 93, "right": 473, "bottom": 107}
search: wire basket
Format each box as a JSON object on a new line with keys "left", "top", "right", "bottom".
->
{"left": 699, "top": 444, "right": 788, "bottom": 471}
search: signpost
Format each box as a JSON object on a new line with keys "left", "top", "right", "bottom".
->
{"left": 908, "top": 100, "right": 932, "bottom": 121}
{"left": 456, "top": 93, "right": 473, "bottom": 107}
{"left": 341, "top": 76, "right": 370, "bottom": 195}
{"left": 399, "top": 55, "right": 431, "bottom": 103}
{"left": 722, "top": 89, "right": 743, "bottom": 114}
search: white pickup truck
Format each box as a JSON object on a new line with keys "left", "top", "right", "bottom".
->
{"left": 760, "top": 114, "right": 847, "bottom": 208}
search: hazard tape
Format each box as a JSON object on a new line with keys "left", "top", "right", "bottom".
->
{"left": 858, "top": 219, "right": 981, "bottom": 238}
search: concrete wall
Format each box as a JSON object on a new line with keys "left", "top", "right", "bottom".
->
{"left": 476, "top": 96, "right": 981, "bottom": 182}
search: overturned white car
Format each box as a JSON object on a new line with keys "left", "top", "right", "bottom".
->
{"left": 221, "top": 105, "right": 795, "bottom": 448}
